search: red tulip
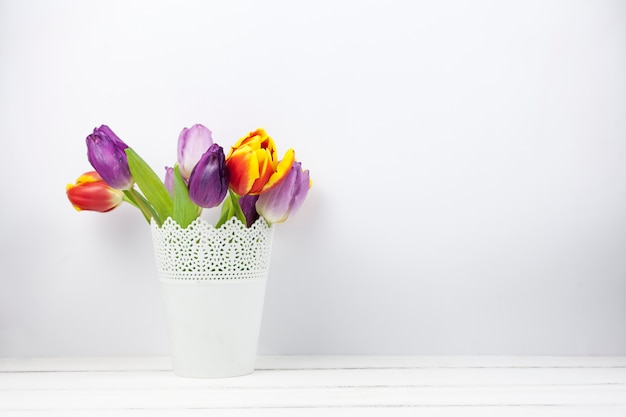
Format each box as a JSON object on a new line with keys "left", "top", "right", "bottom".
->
{"left": 66, "top": 171, "right": 124, "bottom": 212}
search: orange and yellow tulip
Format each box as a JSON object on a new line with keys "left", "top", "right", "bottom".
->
{"left": 66, "top": 171, "right": 124, "bottom": 212}
{"left": 225, "top": 128, "right": 295, "bottom": 196}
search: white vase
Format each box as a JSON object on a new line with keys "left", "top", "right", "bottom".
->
{"left": 151, "top": 216, "right": 274, "bottom": 378}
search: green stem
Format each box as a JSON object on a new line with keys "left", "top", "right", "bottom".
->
{"left": 215, "top": 190, "right": 247, "bottom": 228}
{"left": 229, "top": 189, "right": 247, "bottom": 226}
{"left": 215, "top": 194, "right": 232, "bottom": 228}
{"left": 122, "top": 194, "right": 140, "bottom": 209}
{"left": 123, "top": 188, "right": 159, "bottom": 225}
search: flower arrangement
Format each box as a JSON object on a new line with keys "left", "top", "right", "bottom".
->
{"left": 66, "top": 124, "right": 311, "bottom": 228}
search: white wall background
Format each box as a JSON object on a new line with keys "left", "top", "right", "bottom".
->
{"left": 1, "top": 0, "right": 625, "bottom": 357}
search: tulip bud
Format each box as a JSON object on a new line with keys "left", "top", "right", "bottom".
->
{"left": 256, "top": 161, "right": 311, "bottom": 223}
{"left": 164, "top": 166, "right": 174, "bottom": 196}
{"left": 86, "top": 125, "right": 133, "bottom": 190}
{"left": 239, "top": 194, "right": 260, "bottom": 227}
{"left": 187, "top": 144, "right": 229, "bottom": 208}
{"left": 66, "top": 171, "right": 124, "bottom": 212}
{"left": 177, "top": 124, "right": 214, "bottom": 180}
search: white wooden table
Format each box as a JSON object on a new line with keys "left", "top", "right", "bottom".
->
{"left": 1, "top": 356, "right": 625, "bottom": 416}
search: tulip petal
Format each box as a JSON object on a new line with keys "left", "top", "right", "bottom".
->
{"left": 261, "top": 148, "right": 295, "bottom": 193}
{"left": 257, "top": 171, "right": 296, "bottom": 223}
{"left": 227, "top": 147, "right": 260, "bottom": 196}
{"left": 96, "top": 125, "right": 128, "bottom": 150}
{"left": 288, "top": 167, "right": 310, "bottom": 217}
{"left": 75, "top": 171, "right": 103, "bottom": 185}
{"left": 256, "top": 161, "right": 310, "bottom": 224}
{"left": 177, "top": 124, "right": 214, "bottom": 179}
{"left": 66, "top": 173, "right": 124, "bottom": 212}
{"left": 239, "top": 194, "right": 260, "bottom": 227}
{"left": 86, "top": 126, "right": 133, "bottom": 190}
{"left": 248, "top": 149, "right": 274, "bottom": 194}
{"left": 188, "top": 143, "right": 229, "bottom": 208}
{"left": 163, "top": 166, "right": 174, "bottom": 196}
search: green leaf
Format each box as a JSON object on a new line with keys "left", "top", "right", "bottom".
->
{"left": 215, "top": 193, "right": 234, "bottom": 228}
{"left": 216, "top": 190, "right": 247, "bottom": 228}
{"left": 173, "top": 164, "right": 200, "bottom": 228}
{"left": 229, "top": 189, "right": 247, "bottom": 226}
{"left": 125, "top": 148, "right": 173, "bottom": 226}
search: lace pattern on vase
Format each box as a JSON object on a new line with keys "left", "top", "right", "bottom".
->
{"left": 151, "top": 217, "right": 274, "bottom": 281}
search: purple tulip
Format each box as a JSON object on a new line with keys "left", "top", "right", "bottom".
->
{"left": 178, "top": 124, "right": 214, "bottom": 180}
{"left": 239, "top": 194, "right": 260, "bottom": 227}
{"left": 256, "top": 161, "right": 310, "bottom": 223}
{"left": 188, "top": 144, "right": 229, "bottom": 208}
{"left": 86, "top": 125, "right": 133, "bottom": 190}
{"left": 163, "top": 166, "right": 174, "bottom": 196}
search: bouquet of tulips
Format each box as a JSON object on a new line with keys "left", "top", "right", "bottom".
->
{"left": 66, "top": 124, "right": 311, "bottom": 228}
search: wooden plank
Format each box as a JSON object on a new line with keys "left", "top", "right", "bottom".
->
{"left": 2, "top": 368, "right": 626, "bottom": 390}
{"left": 1, "top": 385, "right": 625, "bottom": 409}
{"left": 2, "top": 357, "right": 625, "bottom": 416}
{"left": 4, "top": 406, "right": 626, "bottom": 417}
